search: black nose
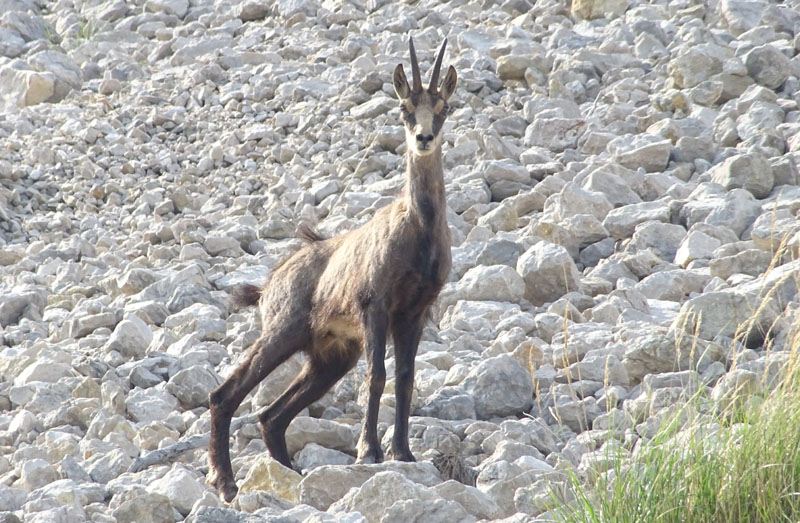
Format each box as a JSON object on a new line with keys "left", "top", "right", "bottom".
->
{"left": 416, "top": 134, "right": 434, "bottom": 144}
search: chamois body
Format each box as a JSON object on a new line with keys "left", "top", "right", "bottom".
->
{"left": 208, "top": 37, "right": 458, "bottom": 502}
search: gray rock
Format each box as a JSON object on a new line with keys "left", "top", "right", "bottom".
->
{"left": 125, "top": 387, "right": 179, "bottom": 424}
{"left": 635, "top": 269, "right": 711, "bottom": 301}
{"left": 298, "top": 462, "right": 442, "bottom": 510}
{"left": 416, "top": 387, "right": 477, "bottom": 420}
{"left": 674, "top": 230, "right": 722, "bottom": 268}
{"left": 16, "top": 459, "right": 57, "bottom": 491}
{"left": 144, "top": 0, "right": 188, "bottom": 17}
{"left": 436, "top": 264, "right": 525, "bottom": 319}
{"left": 105, "top": 315, "right": 153, "bottom": 359}
{"left": 524, "top": 118, "right": 585, "bottom": 152}
{"left": 744, "top": 44, "right": 791, "bottom": 89}
{"left": 709, "top": 153, "right": 774, "bottom": 199}
{"left": 462, "top": 354, "right": 533, "bottom": 419}
{"left": 496, "top": 55, "right": 538, "bottom": 81}
{"left": 28, "top": 51, "right": 82, "bottom": 102}
{"left": 284, "top": 416, "right": 355, "bottom": 456}
{"left": 86, "top": 448, "right": 132, "bottom": 484}
{"left": 516, "top": 242, "right": 582, "bottom": 306}
{"left": 434, "top": 480, "right": 503, "bottom": 520}
{"left": 0, "top": 286, "right": 47, "bottom": 326}
{"left": 0, "top": 11, "right": 50, "bottom": 42}
{"left": 166, "top": 365, "right": 222, "bottom": 409}
{"left": 603, "top": 199, "right": 671, "bottom": 239}
{"left": 711, "top": 368, "right": 760, "bottom": 412}
{"left": 330, "top": 471, "right": 471, "bottom": 523}
{"left": 237, "top": 2, "right": 271, "bottom": 21}
{"left": 581, "top": 167, "right": 642, "bottom": 207}
{"left": 572, "top": 0, "right": 629, "bottom": 19}
{"left": 0, "top": 27, "right": 25, "bottom": 58}
{"left": 295, "top": 442, "right": 355, "bottom": 473}
{"left": 163, "top": 303, "right": 225, "bottom": 341}
{"left": 623, "top": 331, "right": 725, "bottom": 383}
{"left": 14, "top": 360, "right": 77, "bottom": 385}
{"left": 350, "top": 96, "right": 396, "bottom": 119}
{"left": 608, "top": 135, "right": 672, "bottom": 172}
{"left": 750, "top": 209, "right": 799, "bottom": 252}
{"left": 669, "top": 45, "right": 727, "bottom": 88}
{"left": 545, "top": 182, "right": 613, "bottom": 222}
{"left": 627, "top": 222, "right": 686, "bottom": 262}
{"left": 709, "top": 249, "right": 773, "bottom": 280}
{"left": 0, "top": 63, "right": 55, "bottom": 110}
{"left": 276, "top": 0, "right": 319, "bottom": 17}
{"left": 671, "top": 290, "right": 781, "bottom": 347}
{"left": 147, "top": 465, "right": 207, "bottom": 516}
{"left": 483, "top": 160, "right": 530, "bottom": 185}
{"left": 112, "top": 491, "right": 174, "bottom": 523}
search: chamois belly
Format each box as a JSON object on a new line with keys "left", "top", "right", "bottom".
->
{"left": 310, "top": 315, "right": 364, "bottom": 363}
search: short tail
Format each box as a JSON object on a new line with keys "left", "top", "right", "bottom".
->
{"left": 232, "top": 284, "right": 262, "bottom": 307}
{"left": 297, "top": 223, "right": 327, "bottom": 242}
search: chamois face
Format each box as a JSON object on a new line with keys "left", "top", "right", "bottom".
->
{"left": 393, "top": 38, "right": 458, "bottom": 157}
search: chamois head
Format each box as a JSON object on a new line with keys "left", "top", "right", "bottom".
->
{"left": 393, "top": 37, "right": 458, "bottom": 157}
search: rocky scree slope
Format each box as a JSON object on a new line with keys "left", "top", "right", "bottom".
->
{"left": 1, "top": 0, "right": 800, "bottom": 522}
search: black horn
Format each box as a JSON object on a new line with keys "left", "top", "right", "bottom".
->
{"left": 409, "top": 36, "right": 422, "bottom": 93}
{"left": 429, "top": 38, "right": 447, "bottom": 94}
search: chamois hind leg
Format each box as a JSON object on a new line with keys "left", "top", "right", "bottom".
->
{"left": 259, "top": 344, "right": 361, "bottom": 468}
{"left": 388, "top": 312, "right": 425, "bottom": 461}
{"left": 208, "top": 328, "right": 308, "bottom": 502}
{"left": 356, "top": 310, "right": 388, "bottom": 464}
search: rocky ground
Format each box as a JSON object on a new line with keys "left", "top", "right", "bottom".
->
{"left": 1, "top": 0, "right": 800, "bottom": 521}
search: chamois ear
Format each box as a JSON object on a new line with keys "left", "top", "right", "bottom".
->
{"left": 393, "top": 64, "right": 410, "bottom": 100}
{"left": 440, "top": 65, "right": 457, "bottom": 102}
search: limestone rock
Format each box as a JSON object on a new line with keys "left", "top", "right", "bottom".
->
{"left": 516, "top": 242, "right": 582, "bottom": 306}
{"left": 709, "top": 153, "right": 774, "bottom": 199}
{"left": 461, "top": 354, "right": 533, "bottom": 419}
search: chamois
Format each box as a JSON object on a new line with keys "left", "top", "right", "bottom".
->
{"left": 208, "top": 37, "right": 458, "bottom": 502}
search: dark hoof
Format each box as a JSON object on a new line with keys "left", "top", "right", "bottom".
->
{"left": 356, "top": 445, "right": 384, "bottom": 464}
{"left": 208, "top": 470, "right": 238, "bottom": 503}
{"left": 388, "top": 449, "right": 416, "bottom": 462}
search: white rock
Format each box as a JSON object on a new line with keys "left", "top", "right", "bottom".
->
{"left": 608, "top": 134, "right": 672, "bottom": 172}
{"left": 516, "top": 242, "right": 581, "bottom": 306}
{"left": 14, "top": 360, "right": 76, "bottom": 386}
{"left": 148, "top": 464, "right": 207, "bottom": 516}
{"left": 299, "top": 462, "right": 442, "bottom": 510}
{"left": 125, "top": 387, "right": 179, "bottom": 424}
{"left": 28, "top": 50, "right": 82, "bottom": 102}
{"left": 709, "top": 153, "right": 774, "bottom": 199}
{"left": 166, "top": 365, "right": 222, "bottom": 408}
{"left": 106, "top": 315, "right": 153, "bottom": 359}
{"left": 145, "top": 0, "right": 188, "bottom": 17}
{"left": 603, "top": 199, "right": 671, "bottom": 239}
{"left": 295, "top": 442, "right": 355, "bottom": 473}
{"left": 744, "top": 44, "right": 791, "bottom": 89}
{"left": 524, "top": 118, "right": 585, "bottom": 152}
{"left": 329, "top": 471, "right": 471, "bottom": 523}
{"left": 462, "top": 354, "right": 533, "bottom": 419}
{"left": 674, "top": 230, "right": 722, "bottom": 268}
{"left": 16, "top": 459, "right": 58, "bottom": 491}
{"left": 284, "top": 416, "right": 356, "bottom": 456}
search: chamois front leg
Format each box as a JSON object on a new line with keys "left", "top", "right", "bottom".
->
{"left": 388, "top": 312, "right": 425, "bottom": 462}
{"left": 356, "top": 309, "right": 388, "bottom": 463}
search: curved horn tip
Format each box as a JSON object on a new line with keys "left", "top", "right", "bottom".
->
{"left": 429, "top": 37, "right": 449, "bottom": 94}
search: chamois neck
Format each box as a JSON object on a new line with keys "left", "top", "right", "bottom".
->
{"left": 403, "top": 146, "right": 446, "bottom": 224}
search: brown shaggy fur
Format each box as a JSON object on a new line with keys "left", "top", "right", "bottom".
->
{"left": 207, "top": 37, "right": 458, "bottom": 503}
